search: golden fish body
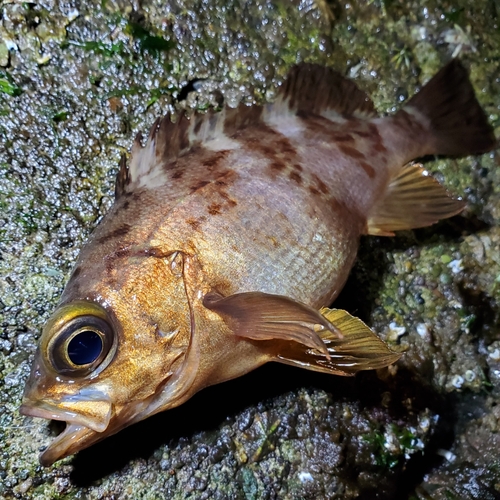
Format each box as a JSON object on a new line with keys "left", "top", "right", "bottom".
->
{"left": 21, "top": 62, "right": 495, "bottom": 465}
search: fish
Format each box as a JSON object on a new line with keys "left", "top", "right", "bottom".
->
{"left": 20, "top": 60, "right": 496, "bottom": 466}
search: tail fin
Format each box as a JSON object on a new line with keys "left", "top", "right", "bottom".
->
{"left": 402, "top": 59, "right": 496, "bottom": 156}
{"left": 275, "top": 308, "right": 401, "bottom": 376}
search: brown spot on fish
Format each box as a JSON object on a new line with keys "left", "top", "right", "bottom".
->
{"left": 219, "top": 191, "right": 237, "bottom": 207}
{"left": 395, "top": 109, "right": 427, "bottom": 136}
{"left": 269, "top": 160, "right": 286, "bottom": 172}
{"left": 298, "top": 111, "right": 359, "bottom": 145}
{"left": 97, "top": 224, "right": 132, "bottom": 244}
{"left": 190, "top": 180, "right": 211, "bottom": 192}
{"left": 338, "top": 144, "right": 366, "bottom": 160}
{"left": 207, "top": 203, "right": 222, "bottom": 215}
{"left": 186, "top": 217, "right": 203, "bottom": 231}
{"left": 332, "top": 133, "right": 355, "bottom": 142}
{"left": 235, "top": 122, "right": 299, "bottom": 181}
{"left": 293, "top": 163, "right": 303, "bottom": 171}
{"left": 329, "top": 197, "right": 353, "bottom": 219}
{"left": 352, "top": 130, "right": 371, "bottom": 138}
{"left": 256, "top": 144, "right": 277, "bottom": 157}
{"left": 171, "top": 170, "right": 184, "bottom": 180}
{"left": 359, "top": 161, "right": 376, "bottom": 178}
{"left": 372, "top": 141, "right": 387, "bottom": 154}
{"left": 309, "top": 186, "right": 321, "bottom": 196}
{"left": 104, "top": 247, "right": 131, "bottom": 273}
{"left": 122, "top": 200, "right": 130, "bottom": 210}
{"left": 275, "top": 137, "right": 297, "bottom": 156}
{"left": 269, "top": 236, "right": 280, "bottom": 248}
{"left": 289, "top": 171, "right": 302, "bottom": 184}
{"left": 312, "top": 174, "right": 329, "bottom": 194}
{"left": 365, "top": 123, "right": 387, "bottom": 154}
{"left": 214, "top": 169, "right": 237, "bottom": 184}
{"left": 203, "top": 150, "right": 230, "bottom": 171}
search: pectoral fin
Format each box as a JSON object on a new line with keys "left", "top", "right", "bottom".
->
{"left": 276, "top": 308, "right": 401, "bottom": 376}
{"left": 203, "top": 291, "right": 343, "bottom": 358}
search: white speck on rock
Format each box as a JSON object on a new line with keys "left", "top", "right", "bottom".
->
{"left": 448, "top": 259, "right": 463, "bottom": 274}
{"left": 298, "top": 471, "right": 314, "bottom": 483}
{"left": 419, "top": 416, "right": 430, "bottom": 432}
{"left": 451, "top": 375, "right": 464, "bottom": 389}
{"left": 488, "top": 346, "right": 500, "bottom": 361}
{"left": 387, "top": 322, "right": 406, "bottom": 342}
{"left": 416, "top": 323, "right": 429, "bottom": 338}
{"left": 436, "top": 449, "right": 456, "bottom": 462}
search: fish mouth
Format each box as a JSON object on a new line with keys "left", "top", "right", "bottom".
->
{"left": 43, "top": 423, "right": 95, "bottom": 467}
{"left": 20, "top": 402, "right": 104, "bottom": 466}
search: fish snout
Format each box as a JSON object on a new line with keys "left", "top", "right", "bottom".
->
{"left": 20, "top": 388, "right": 113, "bottom": 432}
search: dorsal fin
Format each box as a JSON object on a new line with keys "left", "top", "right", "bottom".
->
{"left": 114, "top": 154, "right": 129, "bottom": 199}
{"left": 115, "top": 63, "right": 377, "bottom": 196}
{"left": 278, "top": 63, "right": 376, "bottom": 119}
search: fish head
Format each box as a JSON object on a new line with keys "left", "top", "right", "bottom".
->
{"left": 21, "top": 250, "right": 198, "bottom": 466}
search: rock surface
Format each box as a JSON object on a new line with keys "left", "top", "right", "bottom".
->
{"left": 1, "top": 0, "right": 499, "bottom": 498}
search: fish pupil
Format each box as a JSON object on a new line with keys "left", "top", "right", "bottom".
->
{"left": 67, "top": 330, "right": 103, "bottom": 365}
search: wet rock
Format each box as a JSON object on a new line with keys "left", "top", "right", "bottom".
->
{"left": 1, "top": 0, "right": 499, "bottom": 499}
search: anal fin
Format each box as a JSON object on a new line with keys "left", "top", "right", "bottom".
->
{"left": 276, "top": 308, "right": 401, "bottom": 376}
{"left": 366, "top": 163, "right": 466, "bottom": 236}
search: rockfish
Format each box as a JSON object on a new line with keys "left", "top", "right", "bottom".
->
{"left": 21, "top": 60, "right": 495, "bottom": 466}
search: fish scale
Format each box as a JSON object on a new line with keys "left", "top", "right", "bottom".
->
{"left": 20, "top": 61, "right": 496, "bottom": 466}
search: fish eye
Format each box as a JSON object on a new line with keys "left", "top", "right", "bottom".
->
{"left": 67, "top": 330, "right": 103, "bottom": 365}
{"left": 47, "top": 314, "right": 114, "bottom": 376}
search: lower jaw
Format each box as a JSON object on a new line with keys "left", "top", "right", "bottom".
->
{"left": 39, "top": 423, "right": 96, "bottom": 467}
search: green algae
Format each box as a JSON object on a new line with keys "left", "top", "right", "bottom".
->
{"left": 1, "top": 0, "right": 500, "bottom": 498}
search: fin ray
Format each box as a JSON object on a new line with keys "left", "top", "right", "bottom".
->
{"left": 402, "top": 59, "right": 496, "bottom": 156}
{"left": 366, "top": 163, "right": 466, "bottom": 236}
{"left": 203, "top": 291, "right": 345, "bottom": 358}
{"left": 278, "top": 63, "right": 376, "bottom": 119}
{"left": 276, "top": 308, "right": 401, "bottom": 376}
{"left": 116, "top": 63, "right": 380, "bottom": 194}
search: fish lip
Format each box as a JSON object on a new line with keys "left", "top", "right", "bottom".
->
{"left": 41, "top": 423, "right": 94, "bottom": 467}
{"left": 20, "top": 402, "right": 78, "bottom": 422}
{"left": 20, "top": 403, "right": 98, "bottom": 466}
{"left": 20, "top": 387, "right": 113, "bottom": 432}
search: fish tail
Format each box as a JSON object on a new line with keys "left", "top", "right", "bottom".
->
{"left": 400, "top": 59, "right": 496, "bottom": 156}
{"left": 366, "top": 60, "right": 496, "bottom": 236}
{"left": 274, "top": 308, "right": 401, "bottom": 376}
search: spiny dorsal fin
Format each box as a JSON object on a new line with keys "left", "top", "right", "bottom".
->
{"left": 276, "top": 308, "right": 401, "bottom": 376}
{"left": 119, "top": 105, "right": 264, "bottom": 194}
{"left": 114, "top": 153, "right": 129, "bottom": 200}
{"left": 366, "top": 163, "right": 466, "bottom": 236}
{"left": 278, "top": 63, "right": 376, "bottom": 119}
{"left": 128, "top": 112, "right": 192, "bottom": 185}
{"left": 116, "top": 63, "right": 376, "bottom": 195}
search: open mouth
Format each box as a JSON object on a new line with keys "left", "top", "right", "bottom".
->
{"left": 41, "top": 423, "right": 94, "bottom": 467}
{"left": 20, "top": 403, "right": 98, "bottom": 466}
